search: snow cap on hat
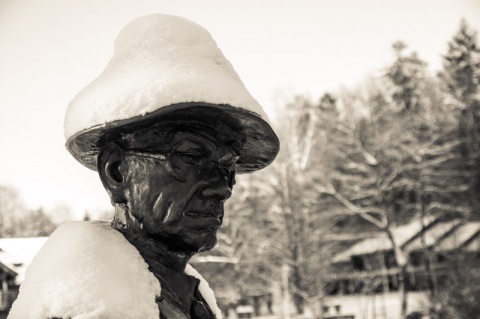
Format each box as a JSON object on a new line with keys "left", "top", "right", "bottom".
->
{"left": 64, "top": 14, "right": 279, "bottom": 173}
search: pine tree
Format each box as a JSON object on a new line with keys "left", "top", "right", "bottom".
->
{"left": 386, "top": 41, "right": 428, "bottom": 112}
{"left": 442, "top": 20, "right": 480, "bottom": 217}
{"left": 442, "top": 19, "right": 480, "bottom": 104}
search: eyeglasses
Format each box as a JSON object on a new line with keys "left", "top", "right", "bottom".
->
{"left": 124, "top": 149, "right": 238, "bottom": 183}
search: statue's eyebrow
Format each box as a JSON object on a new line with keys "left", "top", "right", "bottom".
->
{"left": 171, "top": 132, "right": 217, "bottom": 152}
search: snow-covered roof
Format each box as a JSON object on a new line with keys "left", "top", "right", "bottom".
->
{"left": 404, "top": 219, "right": 462, "bottom": 251}
{"left": 331, "top": 217, "right": 436, "bottom": 263}
{"left": 464, "top": 234, "right": 480, "bottom": 251}
{"left": 332, "top": 218, "right": 480, "bottom": 264}
{"left": 434, "top": 221, "right": 480, "bottom": 252}
{"left": 0, "top": 237, "right": 48, "bottom": 284}
{"left": 331, "top": 234, "right": 389, "bottom": 263}
{"left": 0, "top": 250, "right": 21, "bottom": 276}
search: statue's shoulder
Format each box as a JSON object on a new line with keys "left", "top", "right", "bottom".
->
{"left": 8, "top": 221, "right": 160, "bottom": 319}
{"left": 50, "top": 220, "right": 125, "bottom": 247}
{"left": 36, "top": 220, "right": 139, "bottom": 264}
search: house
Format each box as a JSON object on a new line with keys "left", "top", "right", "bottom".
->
{"left": 323, "top": 217, "right": 480, "bottom": 319}
{"left": 0, "top": 237, "right": 48, "bottom": 318}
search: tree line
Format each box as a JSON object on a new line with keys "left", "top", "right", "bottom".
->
{"left": 0, "top": 185, "right": 112, "bottom": 238}
{"left": 0, "top": 185, "right": 57, "bottom": 237}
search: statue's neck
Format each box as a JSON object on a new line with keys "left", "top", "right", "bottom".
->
{"left": 111, "top": 202, "right": 143, "bottom": 230}
{"left": 111, "top": 203, "right": 192, "bottom": 272}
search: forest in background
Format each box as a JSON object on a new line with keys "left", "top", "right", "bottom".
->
{"left": 203, "top": 19, "right": 480, "bottom": 319}
{"left": 0, "top": 19, "right": 479, "bottom": 319}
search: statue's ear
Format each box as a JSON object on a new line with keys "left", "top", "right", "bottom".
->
{"left": 97, "top": 144, "right": 127, "bottom": 204}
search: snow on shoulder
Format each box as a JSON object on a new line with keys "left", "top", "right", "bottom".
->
{"left": 8, "top": 221, "right": 161, "bottom": 319}
{"left": 8, "top": 221, "right": 223, "bottom": 319}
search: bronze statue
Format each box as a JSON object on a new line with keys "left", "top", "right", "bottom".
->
{"left": 9, "top": 14, "right": 279, "bottom": 319}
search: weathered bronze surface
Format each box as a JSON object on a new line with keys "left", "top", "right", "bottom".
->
{"left": 97, "top": 107, "right": 246, "bottom": 318}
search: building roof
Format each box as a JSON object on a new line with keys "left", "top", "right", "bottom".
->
{"left": 331, "top": 217, "right": 479, "bottom": 264}
{"left": 404, "top": 219, "right": 462, "bottom": 251}
{"left": 434, "top": 221, "right": 480, "bottom": 252}
{"left": 464, "top": 233, "right": 480, "bottom": 251}
{"left": 0, "top": 237, "right": 48, "bottom": 284}
{"left": 331, "top": 217, "right": 436, "bottom": 263}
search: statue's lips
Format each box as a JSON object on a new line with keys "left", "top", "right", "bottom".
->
{"left": 184, "top": 210, "right": 222, "bottom": 231}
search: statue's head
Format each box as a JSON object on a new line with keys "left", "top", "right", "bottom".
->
{"left": 64, "top": 14, "right": 279, "bottom": 255}
{"left": 96, "top": 107, "right": 250, "bottom": 254}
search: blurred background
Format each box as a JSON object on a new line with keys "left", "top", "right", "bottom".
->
{"left": 1, "top": 1, "right": 480, "bottom": 318}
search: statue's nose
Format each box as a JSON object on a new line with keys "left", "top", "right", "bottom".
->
{"left": 200, "top": 165, "right": 233, "bottom": 201}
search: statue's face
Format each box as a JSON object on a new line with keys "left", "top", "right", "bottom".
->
{"left": 122, "top": 125, "right": 240, "bottom": 254}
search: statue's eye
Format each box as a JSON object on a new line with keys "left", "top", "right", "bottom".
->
{"left": 172, "top": 152, "right": 207, "bottom": 169}
{"left": 178, "top": 154, "right": 203, "bottom": 166}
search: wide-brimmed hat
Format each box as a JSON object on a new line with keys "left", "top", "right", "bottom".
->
{"left": 64, "top": 14, "right": 279, "bottom": 173}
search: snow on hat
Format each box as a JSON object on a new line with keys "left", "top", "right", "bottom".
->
{"left": 64, "top": 14, "right": 279, "bottom": 173}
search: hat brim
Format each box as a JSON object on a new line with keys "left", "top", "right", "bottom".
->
{"left": 65, "top": 102, "right": 280, "bottom": 174}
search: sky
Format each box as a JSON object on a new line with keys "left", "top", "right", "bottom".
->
{"left": 0, "top": 0, "right": 479, "bottom": 220}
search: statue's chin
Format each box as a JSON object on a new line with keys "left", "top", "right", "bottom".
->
{"left": 188, "top": 232, "right": 218, "bottom": 254}
{"left": 197, "top": 236, "right": 218, "bottom": 253}
{"left": 152, "top": 231, "right": 218, "bottom": 255}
